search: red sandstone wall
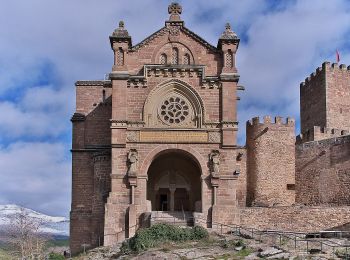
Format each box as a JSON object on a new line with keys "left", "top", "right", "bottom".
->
{"left": 71, "top": 84, "right": 113, "bottom": 254}
{"left": 296, "top": 135, "right": 350, "bottom": 205}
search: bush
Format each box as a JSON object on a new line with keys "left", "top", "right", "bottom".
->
{"left": 121, "top": 223, "right": 209, "bottom": 254}
{"left": 48, "top": 252, "right": 65, "bottom": 260}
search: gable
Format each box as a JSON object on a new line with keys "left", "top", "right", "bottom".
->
{"left": 126, "top": 25, "right": 222, "bottom": 76}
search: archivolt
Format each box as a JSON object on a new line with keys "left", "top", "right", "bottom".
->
{"left": 143, "top": 79, "right": 204, "bottom": 128}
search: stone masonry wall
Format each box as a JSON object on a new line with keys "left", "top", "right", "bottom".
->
{"left": 239, "top": 206, "right": 350, "bottom": 232}
{"left": 246, "top": 116, "right": 295, "bottom": 207}
{"left": 300, "top": 64, "right": 327, "bottom": 134}
{"left": 296, "top": 134, "right": 350, "bottom": 205}
{"left": 325, "top": 63, "right": 350, "bottom": 130}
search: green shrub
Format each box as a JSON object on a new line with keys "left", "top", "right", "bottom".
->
{"left": 121, "top": 223, "right": 209, "bottom": 254}
{"left": 48, "top": 252, "right": 65, "bottom": 260}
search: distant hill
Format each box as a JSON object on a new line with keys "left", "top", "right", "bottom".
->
{"left": 0, "top": 204, "right": 69, "bottom": 237}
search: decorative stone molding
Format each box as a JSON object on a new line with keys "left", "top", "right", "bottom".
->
{"left": 221, "top": 121, "right": 239, "bottom": 128}
{"left": 110, "top": 120, "right": 127, "bottom": 129}
{"left": 75, "top": 80, "right": 112, "bottom": 87}
{"left": 202, "top": 78, "right": 221, "bottom": 89}
{"left": 127, "top": 121, "right": 146, "bottom": 128}
{"left": 146, "top": 65, "right": 202, "bottom": 78}
{"left": 126, "top": 131, "right": 139, "bottom": 142}
{"left": 127, "top": 77, "right": 147, "bottom": 88}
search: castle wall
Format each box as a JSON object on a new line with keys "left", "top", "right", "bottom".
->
{"left": 296, "top": 126, "right": 349, "bottom": 144}
{"left": 296, "top": 134, "right": 350, "bottom": 205}
{"left": 239, "top": 206, "right": 350, "bottom": 232}
{"left": 246, "top": 116, "right": 295, "bottom": 207}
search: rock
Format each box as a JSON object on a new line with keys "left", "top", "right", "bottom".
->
{"left": 259, "top": 247, "right": 283, "bottom": 257}
{"left": 267, "top": 252, "right": 290, "bottom": 259}
{"left": 245, "top": 252, "right": 260, "bottom": 259}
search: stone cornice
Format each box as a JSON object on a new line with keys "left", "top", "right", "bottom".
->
{"left": 220, "top": 73, "right": 240, "bottom": 82}
{"left": 75, "top": 80, "right": 112, "bottom": 87}
{"left": 109, "top": 72, "right": 130, "bottom": 80}
{"left": 71, "top": 113, "right": 86, "bottom": 122}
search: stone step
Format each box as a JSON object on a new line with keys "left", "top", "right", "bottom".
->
{"left": 151, "top": 211, "right": 194, "bottom": 226}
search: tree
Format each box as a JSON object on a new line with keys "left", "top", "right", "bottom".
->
{"left": 6, "top": 207, "right": 49, "bottom": 259}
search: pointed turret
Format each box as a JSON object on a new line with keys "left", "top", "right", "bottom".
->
{"left": 109, "top": 21, "right": 131, "bottom": 71}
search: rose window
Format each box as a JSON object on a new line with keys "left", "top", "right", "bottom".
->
{"left": 159, "top": 96, "right": 189, "bottom": 124}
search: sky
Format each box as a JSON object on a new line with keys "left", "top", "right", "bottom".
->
{"left": 0, "top": 0, "right": 350, "bottom": 217}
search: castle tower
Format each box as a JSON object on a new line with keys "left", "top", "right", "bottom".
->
{"left": 300, "top": 62, "right": 350, "bottom": 142}
{"left": 246, "top": 116, "right": 295, "bottom": 207}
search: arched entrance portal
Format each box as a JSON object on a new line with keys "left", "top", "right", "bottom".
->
{"left": 147, "top": 151, "right": 201, "bottom": 212}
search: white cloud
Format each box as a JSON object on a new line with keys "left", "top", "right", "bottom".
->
{"left": 0, "top": 86, "right": 71, "bottom": 139}
{"left": 0, "top": 142, "right": 70, "bottom": 216}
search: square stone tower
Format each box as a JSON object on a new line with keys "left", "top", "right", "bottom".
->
{"left": 70, "top": 3, "right": 246, "bottom": 255}
{"left": 300, "top": 62, "right": 350, "bottom": 141}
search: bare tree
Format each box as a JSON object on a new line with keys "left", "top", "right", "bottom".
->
{"left": 6, "top": 207, "right": 49, "bottom": 259}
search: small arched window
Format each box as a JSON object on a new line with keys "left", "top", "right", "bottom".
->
{"left": 172, "top": 48, "right": 179, "bottom": 65}
{"left": 225, "top": 49, "right": 233, "bottom": 68}
{"left": 183, "top": 53, "right": 190, "bottom": 65}
{"left": 102, "top": 89, "right": 106, "bottom": 102}
{"left": 117, "top": 47, "right": 124, "bottom": 66}
{"left": 160, "top": 53, "right": 167, "bottom": 64}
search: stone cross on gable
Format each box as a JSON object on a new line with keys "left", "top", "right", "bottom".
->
{"left": 168, "top": 2, "right": 182, "bottom": 15}
{"left": 168, "top": 2, "right": 182, "bottom": 22}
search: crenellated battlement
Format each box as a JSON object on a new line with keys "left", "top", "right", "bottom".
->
{"left": 300, "top": 61, "right": 350, "bottom": 89}
{"left": 246, "top": 116, "right": 295, "bottom": 127}
{"left": 296, "top": 126, "right": 350, "bottom": 144}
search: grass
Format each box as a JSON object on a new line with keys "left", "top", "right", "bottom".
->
{"left": 0, "top": 249, "right": 13, "bottom": 260}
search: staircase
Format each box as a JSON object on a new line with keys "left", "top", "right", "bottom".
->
{"left": 150, "top": 211, "right": 194, "bottom": 226}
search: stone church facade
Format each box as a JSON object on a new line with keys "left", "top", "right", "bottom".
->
{"left": 70, "top": 3, "right": 350, "bottom": 254}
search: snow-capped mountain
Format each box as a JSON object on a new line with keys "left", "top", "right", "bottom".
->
{"left": 0, "top": 204, "right": 69, "bottom": 236}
